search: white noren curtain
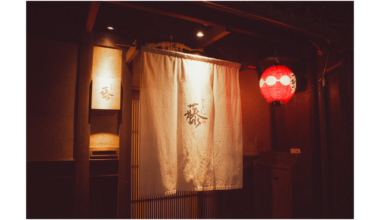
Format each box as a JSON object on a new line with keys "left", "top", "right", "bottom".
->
{"left": 138, "top": 46, "right": 242, "bottom": 198}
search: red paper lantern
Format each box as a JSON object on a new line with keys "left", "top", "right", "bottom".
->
{"left": 259, "top": 65, "right": 296, "bottom": 104}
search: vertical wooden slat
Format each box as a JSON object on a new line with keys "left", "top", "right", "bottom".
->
{"left": 148, "top": 201, "right": 150, "bottom": 219}
{"left": 191, "top": 193, "right": 194, "bottom": 218}
{"left": 167, "top": 195, "right": 169, "bottom": 218}
{"left": 170, "top": 197, "right": 172, "bottom": 219}
{"left": 185, "top": 196, "right": 187, "bottom": 218}
{"left": 192, "top": 195, "right": 194, "bottom": 218}
{"left": 138, "top": 201, "right": 140, "bottom": 219}
{"left": 154, "top": 199, "right": 157, "bottom": 218}
{"left": 187, "top": 195, "right": 190, "bottom": 218}
{"left": 172, "top": 196, "right": 173, "bottom": 218}
{"left": 150, "top": 199, "right": 152, "bottom": 218}
{"left": 154, "top": 199, "right": 157, "bottom": 219}
{"left": 148, "top": 200, "right": 150, "bottom": 219}
{"left": 152, "top": 200, "right": 154, "bottom": 218}
{"left": 185, "top": 197, "right": 188, "bottom": 218}
{"left": 142, "top": 201, "right": 144, "bottom": 219}
{"left": 188, "top": 196, "right": 191, "bottom": 218}
{"left": 172, "top": 197, "right": 174, "bottom": 218}
{"left": 181, "top": 192, "right": 183, "bottom": 218}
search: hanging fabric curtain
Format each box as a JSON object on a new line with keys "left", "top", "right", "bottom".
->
{"left": 138, "top": 46, "right": 242, "bottom": 198}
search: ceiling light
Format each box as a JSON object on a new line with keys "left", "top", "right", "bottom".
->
{"left": 197, "top": 32, "right": 204, "bottom": 37}
{"left": 107, "top": 26, "right": 114, "bottom": 30}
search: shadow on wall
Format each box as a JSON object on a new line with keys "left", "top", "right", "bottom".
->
{"left": 239, "top": 68, "right": 271, "bottom": 156}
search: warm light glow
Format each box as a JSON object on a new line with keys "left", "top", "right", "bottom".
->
{"left": 107, "top": 26, "right": 114, "bottom": 30}
{"left": 185, "top": 59, "right": 209, "bottom": 99}
{"left": 90, "top": 133, "right": 119, "bottom": 148}
{"left": 259, "top": 65, "right": 296, "bottom": 104}
{"left": 91, "top": 46, "right": 122, "bottom": 110}
{"left": 197, "top": 32, "right": 204, "bottom": 37}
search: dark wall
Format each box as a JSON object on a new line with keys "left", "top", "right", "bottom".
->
{"left": 270, "top": 45, "right": 353, "bottom": 218}
{"left": 27, "top": 38, "right": 78, "bottom": 218}
{"left": 324, "top": 48, "right": 354, "bottom": 218}
{"left": 27, "top": 35, "right": 132, "bottom": 219}
{"left": 27, "top": 38, "right": 78, "bottom": 161}
{"left": 215, "top": 157, "right": 255, "bottom": 219}
{"left": 27, "top": 161, "right": 75, "bottom": 218}
{"left": 272, "top": 48, "right": 319, "bottom": 218}
{"left": 239, "top": 69, "right": 271, "bottom": 155}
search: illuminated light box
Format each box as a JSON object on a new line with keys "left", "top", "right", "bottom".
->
{"left": 92, "top": 76, "right": 121, "bottom": 109}
{"left": 91, "top": 46, "right": 122, "bottom": 110}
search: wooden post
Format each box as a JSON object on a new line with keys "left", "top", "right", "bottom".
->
{"left": 117, "top": 48, "right": 133, "bottom": 218}
{"left": 74, "top": 32, "right": 94, "bottom": 218}
{"left": 318, "top": 76, "right": 333, "bottom": 218}
{"left": 270, "top": 104, "right": 277, "bottom": 151}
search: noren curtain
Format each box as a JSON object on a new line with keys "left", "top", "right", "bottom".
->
{"left": 138, "top": 46, "right": 242, "bottom": 198}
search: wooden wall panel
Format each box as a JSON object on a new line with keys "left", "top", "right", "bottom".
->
{"left": 325, "top": 64, "right": 354, "bottom": 218}
{"left": 268, "top": 46, "right": 353, "bottom": 219}
{"left": 313, "top": 46, "right": 354, "bottom": 218}
{"left": 27, "top": 161, "right": 75, "bottom": 218}
{"left": 27, "top": 38, "right": 78, "bottom": 161}
{"left": 27, "top": 177, "right": 75, "bottom": 218}
{"left": 239, "top": 69, "right": 271, "bottom": 155}
{"left": 270, "top": 49, "right": 320, "bottom": 218}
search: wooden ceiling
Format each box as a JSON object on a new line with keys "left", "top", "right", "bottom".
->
{"left": 27, "top": 1, "right": 353, "bottom": 64}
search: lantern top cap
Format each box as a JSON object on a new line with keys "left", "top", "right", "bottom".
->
{"left": 263, "top": 65, "right": 293, "bottom": 73}
{"left": 258, "top": 56, "right": 296, "bottom": 69}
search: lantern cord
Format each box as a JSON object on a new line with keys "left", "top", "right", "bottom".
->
{"left": 309, "top": 40, "right": 321, "bottom": 50}
{"left": 319, "top": 50, "right": 329, "bottom": 86}
{"left": 318, "top": 40, "right": 330, "bottom": 86}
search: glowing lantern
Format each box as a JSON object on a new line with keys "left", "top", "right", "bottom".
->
{"left": 259, "top": 65, "right": 296, "bottom": 104}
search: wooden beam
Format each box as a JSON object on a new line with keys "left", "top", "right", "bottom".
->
{"left": 199, "top": 1, "right": 341, "bottom": 42}
{"left": 126, "top": 47, "right": 140, "bottom": 63}
{"left": 85, "top": 2, "right": 101, "bottom": 32}
{"left": 106, "top": 1, "right": 277, "bottom": 43}
{"left": 107, "top": 1, "right": 223, "bottom": 27}
{"left": 125, "top": 40, "right": 140, "bottom": 63}
{"left": 199, "top": 26, "right": 230, "bottom": 48}
{"left": 229, "top": 27, "right": 278, "bottom": 42}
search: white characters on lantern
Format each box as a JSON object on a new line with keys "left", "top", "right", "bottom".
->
{"left": 290, "top": 73, "right": 296, "bottom": 93}
{"left": 260, "top": 74, "right": 295, "bottom": 92}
